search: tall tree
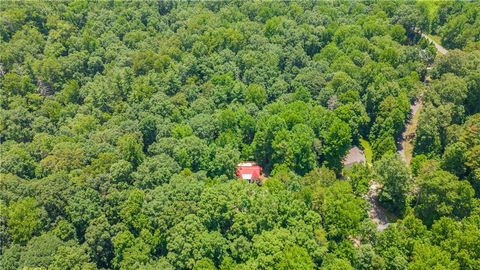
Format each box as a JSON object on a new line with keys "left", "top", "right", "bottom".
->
{"left": 374, "top": 154, "right": 411, "bottom": 214}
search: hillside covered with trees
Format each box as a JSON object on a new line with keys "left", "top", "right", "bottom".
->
{"left": 0, "top": 1, "right": 479, "bottom": 270}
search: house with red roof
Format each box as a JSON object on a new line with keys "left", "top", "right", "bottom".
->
{"left": 236, "top": 162, "right": 263, "bottom": 182}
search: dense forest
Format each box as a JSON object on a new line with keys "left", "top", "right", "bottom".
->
{"left": 0, "top": 1, "right": 479, "bottom": 270}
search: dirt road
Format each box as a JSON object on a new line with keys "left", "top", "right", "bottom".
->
{"left": 397, "top": 99, "right": 423, "bottom": 164}
{"left": 365, "top": 182, "right": 392, "bottom": 231}
{"left": 420, "top": 33, "right": 448, "bottom": 55}
{"left": 369, "top": 33, "right": 448, "bottom": 231}
{"left": 396, "top": 33, "right": 448, "bottom": 165}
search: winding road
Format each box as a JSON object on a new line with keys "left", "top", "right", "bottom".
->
{"left": 368, "top": 33, "right": 448, "bottom": 231}
{"left": 397, "top": 33, "right": 448, "bottom": 164}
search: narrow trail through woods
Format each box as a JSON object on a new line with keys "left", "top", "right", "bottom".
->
{"left": 368, "top": 33, "right": 448, "bottom": 231}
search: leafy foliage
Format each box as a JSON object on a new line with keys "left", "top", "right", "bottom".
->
{"left": 0, "top": 1, "right": 479, "bottom": 270}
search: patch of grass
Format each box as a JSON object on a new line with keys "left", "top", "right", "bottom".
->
{"left": 360, "top": 138, "right": 373, "bottom": 166}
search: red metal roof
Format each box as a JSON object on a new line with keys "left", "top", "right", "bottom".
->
{"left": 236, "top": 162, "right": 262, "bottom": 181}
